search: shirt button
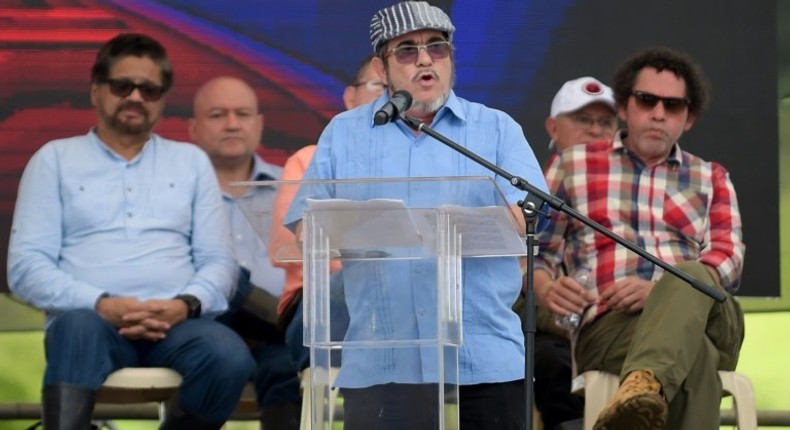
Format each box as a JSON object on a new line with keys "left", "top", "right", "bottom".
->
{"left": 127, "top": 212, "right": 133, "bottom": 218}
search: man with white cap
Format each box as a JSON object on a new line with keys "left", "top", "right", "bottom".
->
{"left": 525, "top": 76, "right": 617, "bottom": 430}
{"left": 545, "top": 76, "right": 618, "bottom": 153}
{"left": 284, "top": 1, "right": 548, "bottom": 429}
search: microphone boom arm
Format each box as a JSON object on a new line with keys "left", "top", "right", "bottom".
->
{"left": 399, "top": 113, "right": 726, "bottom": 302}
{"left": 399, "top": 112, "right": 725, "bottom": 430}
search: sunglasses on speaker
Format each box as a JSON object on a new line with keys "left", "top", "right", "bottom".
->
{"left": 631, "top": 90, "right": 690, "bottom": 114}
{"left": 102, "top": 78, "right": 166, "bottom": 102}
{"left": 385, "top": 41, "right": 452, "bottom": 64}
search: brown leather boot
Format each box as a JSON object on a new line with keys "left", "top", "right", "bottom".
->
{"left": 593, "top": 370, "right": 668, "bottom": 430}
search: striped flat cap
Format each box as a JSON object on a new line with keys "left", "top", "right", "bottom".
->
{"left": 370, "top": 1, "right": 455, "bottom": 52}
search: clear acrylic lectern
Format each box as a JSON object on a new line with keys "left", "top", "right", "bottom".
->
{"left": 235, "top": 176, "right": 528, "bottom": 430}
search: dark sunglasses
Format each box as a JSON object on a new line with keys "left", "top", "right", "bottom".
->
{"left": 103, "top": 78, "right": 165, "bottom": 102}
{"left": 631, "top": 90, "right": 690, "bottom": 114}
{"left": 386, "top": 41, "right": 452, "bottom": 64}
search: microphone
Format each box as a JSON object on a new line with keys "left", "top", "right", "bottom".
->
{"left": 373, "top": 90, "right": 413, "bottom": 125}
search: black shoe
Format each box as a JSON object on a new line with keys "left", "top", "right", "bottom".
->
{"left": 260, "top": 401, "right": 301, "bottom": 430}
{"left": 158, "top": 404, "right": 223, "bottom": 430}
{"left": 42, "top": 383, "right": 96, "bottom": 430}
{"left": 554, "top": 418, "right": 583, "bottom": 430}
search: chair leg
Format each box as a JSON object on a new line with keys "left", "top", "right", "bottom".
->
{"left": 719, "top": 371, "right": 758, "bottom": 430}
{"left": 157, "top": 402, "right": 167, "bottom": 422}
{"left": 299, "top": 369, "right": 312, "bottom": 430}
{"left": 580, "top": 372, "right": 619, "bottom": 430}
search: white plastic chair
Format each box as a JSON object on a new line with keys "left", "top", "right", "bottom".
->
{"left": 96, "top": 367, "right": 182, "bottom": 421}
{"left": 299, "top": 367, "right": 341, "bottom": 430}
{"left": 571, "top": 370, "right": 757, "bottom": 430}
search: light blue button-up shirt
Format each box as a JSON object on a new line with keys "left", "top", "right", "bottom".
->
{"left": 223, "top": 154, "right": 285, "bottom": 296}
{"left": 7, "top": 130, "right": 237, "bottom": 325}
{"left": 285, "top": 91, "right": 548, "bottom": 387}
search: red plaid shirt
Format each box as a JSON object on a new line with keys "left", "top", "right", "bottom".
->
{"left": 536, "top": 132, "right": 745, "bottom": 315}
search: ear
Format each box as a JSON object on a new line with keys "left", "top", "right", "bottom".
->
{"left": 372, "top": 57, "right": 386, "bottom": 82}
{"left": 90, "top": 83, "right": 99, "bottom": 107}
{"left": 342, "top": 86, "right": 355, "bottom": 110}
{"left": 618, "top": 104, "right": 628, "bottom": 123}
{"left": 257, "top": 113, "right": 265, "bottom": 137}
{"left": 683, "top": 112, "right": 696, "bottom": 132}
{"left": 544, "top": 116, "right": 557, "bottom": 141}
{"left": 187, "top": 117, "right": 197, "bottom": 141}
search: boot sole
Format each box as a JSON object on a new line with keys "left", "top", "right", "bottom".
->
{"left": 593, "top": 393, "right": 668, "bottom": 430}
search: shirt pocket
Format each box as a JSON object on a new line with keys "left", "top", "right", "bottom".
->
{"left": 60, "top": 179, "right": 115, "bottom": 232}
{"left": 141, "top": 178, "right": 194, "bottom": 226}
{"left": 662, "top": 188, "right": 709, "bottom": 242}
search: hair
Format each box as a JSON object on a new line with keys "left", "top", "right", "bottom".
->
{"left": 90, "top": 33, "right": 173, "bottom": 93}
{"left": 612, "top": 47, "right": 709, "bottom": 117}
{"left": 350, "top": 54, "right": 377, "bottom": 85}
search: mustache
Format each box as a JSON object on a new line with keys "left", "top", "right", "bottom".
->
{"left": 411, "top": 69, "right": 439, "bottom": 82}
{"left": 115, "top": 101, "right": 146, "bottom": 115}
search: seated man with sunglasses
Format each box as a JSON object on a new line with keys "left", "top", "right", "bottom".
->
{"left": 284, "top": 2, "right": 547, "bottom": 429}
{"left": 7, "top": 33, "right": 254, "bottom": 430}
{"left": 533, "top": 46, "right": 745, "bottom": 430}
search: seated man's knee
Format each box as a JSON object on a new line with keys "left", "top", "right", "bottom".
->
{"left": 47, "top": 309, "right": 106, "bottom": 338}
{"left": 200, "top": 323, "right": 256, "bottom": 378}
{"left": 674, "top": 261, "right": 714, "bottom": 282}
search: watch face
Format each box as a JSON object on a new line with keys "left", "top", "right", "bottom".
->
{"left": 176, "top": 295, "right": 201, "bottom": 318}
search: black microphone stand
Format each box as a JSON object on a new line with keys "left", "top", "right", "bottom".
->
{"left": 398, "top": 113, "right": 725, "bottom": 430}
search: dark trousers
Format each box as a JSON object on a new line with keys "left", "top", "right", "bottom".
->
{"left": 341, "top": 379, "right": 526, "bottom": 430}
{"left": 283, "top": 298, "right": 310, "bottom": 371}
{"left": 533, "top": 331, "right": 584, "bottom": 429}
{"left": 217, "top": 268, "right": 301, "bottom": 409}
{"left": 283, "top": 271, "right": 350, "bottom": 372}
{"left": 512, "top": 298, "right": 584, "bottom": 429}
{"left": 44, "top": 309, "right": 255, "bottom": 423}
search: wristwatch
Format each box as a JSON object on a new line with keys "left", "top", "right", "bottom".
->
{"left": 174, "top": 294, "right": 202, "bottom": 319}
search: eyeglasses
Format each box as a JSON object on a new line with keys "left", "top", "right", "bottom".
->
{"left": 102, "top": 78, "right": 165, "bottom": 102}
{"left": 631, "top": 90, "right": 690, "bottom": 114}
{"left": 353, "top": 80, "right": 387, "bottom": 93}
{"left": 385, "top": 41, "right": 452, "bottom": 64}
{"left": 568, "top": 113, "right": 617, "bottom": 131}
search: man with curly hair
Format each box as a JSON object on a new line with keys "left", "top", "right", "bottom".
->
{"left": 534, "top": 47, "right": 745, "bottom": 430}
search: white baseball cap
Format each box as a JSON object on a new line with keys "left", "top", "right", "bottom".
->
{"left": 550, "top": 76, "right": 616, "bottom": 118}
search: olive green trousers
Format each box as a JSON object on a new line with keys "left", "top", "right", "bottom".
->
{"left": 575, "top": 261, "right": 745, "bottom": 430}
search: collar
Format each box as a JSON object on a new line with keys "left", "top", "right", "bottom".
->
{"left": 370, "top": 90, "right": 465, "bottom": 126}
{"left": 439, "top": 91, "right": 466, "bottom": 123}
{"left": 88, "top": 127, "right": 154, "bottom": 163}
{"left": 250, "top": 153, "right": 279, "bottom": 182}
{"left": 223, "top": 154, "right": 280, "bottom": 201}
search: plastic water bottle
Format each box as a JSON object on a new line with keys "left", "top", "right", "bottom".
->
{"left": 555, "top": 265, "right": 595, "bottom": 331}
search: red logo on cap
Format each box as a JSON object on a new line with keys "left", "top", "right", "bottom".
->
{"left": 583, "top": 81, "right": 603, "bottom": 95}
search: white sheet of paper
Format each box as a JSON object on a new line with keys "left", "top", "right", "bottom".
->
{"left": 306, "top": 198, "right": 423, "bottom": 249}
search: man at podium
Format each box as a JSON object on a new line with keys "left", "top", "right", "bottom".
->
{"left": 284, "top": 2, "right": 548, "bottom": 429}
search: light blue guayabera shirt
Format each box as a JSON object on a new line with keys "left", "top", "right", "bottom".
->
{"left": 224, "top": 154, "right": 285, "bottom": 296}
{"left": 285, "top": 91, "right": 548, "bottom": 387}
{"left": 8, "top": 130, "right": 237, "bottom": 326}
